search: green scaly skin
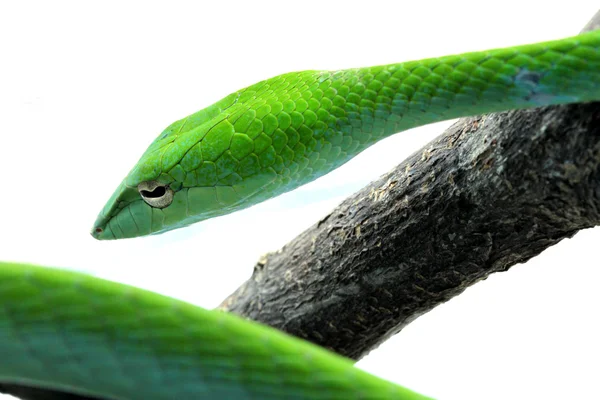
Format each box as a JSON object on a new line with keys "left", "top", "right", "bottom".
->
{"left": 92, "top": 29, "right": 600, "bottom": 239}
{"left": 2, "top": 30, "right": 600, "bottom": 400}
{"left": 0, "top": 261, "right": 431, "bottom": 400}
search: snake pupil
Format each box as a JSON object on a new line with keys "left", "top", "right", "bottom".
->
{"left": 140, "top": 186, "right": 167, "bottom": 199}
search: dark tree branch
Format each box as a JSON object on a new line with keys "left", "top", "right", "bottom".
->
{"left": 3, "top": 9, "right": 600, "bottom": 400}
{"left": 219, "top": 12, "right": 600, "bottom": 361}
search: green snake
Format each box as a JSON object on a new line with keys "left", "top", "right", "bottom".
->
{"left": 2, "top": 28, "right": 600, "bottom": 399}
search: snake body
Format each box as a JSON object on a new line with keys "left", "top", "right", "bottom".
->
{"left": 2, "top": 29, "right": 600, "bottom": 399}
{"left": 92, "top": 29, "right": 600, "bottom": 240}
{"left": 0, "top": 262, "right": 429, "bottom": 400}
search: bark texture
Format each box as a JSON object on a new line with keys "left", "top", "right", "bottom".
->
{"left": 220, "top": 104, "right": 600, "bottom": 360}
{"left": 3, "top": 9, "right": 600, "bottom": 400}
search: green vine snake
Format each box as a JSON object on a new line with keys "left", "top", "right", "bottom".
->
{"left": 2, "top": 28, "right": 600, "bottom": 400}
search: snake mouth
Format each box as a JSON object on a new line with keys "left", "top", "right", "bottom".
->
{"left": 91, "top": 198, "right": 155, "bottom": 240}
{"left": 91, "top": 180, "right": 146, "bottom": 240}
{"left": 91, "top": 223, "right": 115, "bottom": 240}
{"left": 91, "top": 226, "right": 105, "bottom": 238}
{"left": 90, "top": 214, "right": 116, "bottom": 240}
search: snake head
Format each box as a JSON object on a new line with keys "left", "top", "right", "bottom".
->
{"left": 92, "top": 71, "right": 324, "bottom": 240}
{"left": 91, "top": 91, "right": 262, "bottom": 240}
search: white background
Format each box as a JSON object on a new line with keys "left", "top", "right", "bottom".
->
{"left": 1, "top": 1, "right": 599, "bottom": 399}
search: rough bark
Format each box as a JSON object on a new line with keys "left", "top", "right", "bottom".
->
{"left": 3, "top": 9, "right": 600, "bottom": 400}
{"left": 220, "top": 104, "right": 600, "bottom": 360}
{"left": 219, "top": 13, "right": 600, "bottom": 361}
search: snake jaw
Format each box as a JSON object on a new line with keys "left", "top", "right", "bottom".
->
{"left": 91, "top": 181, "right": 144, "bottom": 240}
{"left": 91, "top": 215, "right": 115, "bottom": 240}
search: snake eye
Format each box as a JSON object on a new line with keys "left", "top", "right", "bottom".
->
{"left": 138, "top": 181, "right": 174, "bottom": 208}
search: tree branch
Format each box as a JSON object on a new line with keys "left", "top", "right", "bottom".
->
{"left": 219, "top": 12, "right": 600, "bottom": 361}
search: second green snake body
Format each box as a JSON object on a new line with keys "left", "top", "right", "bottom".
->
{"left": 92, "top": 29, "right": 600, "bottom": 239}
{"left": 2, "top": 27, "right": 600, "bottom": 400}
{"left": 0, "top": 262, "right": 429, "bottom": 400}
